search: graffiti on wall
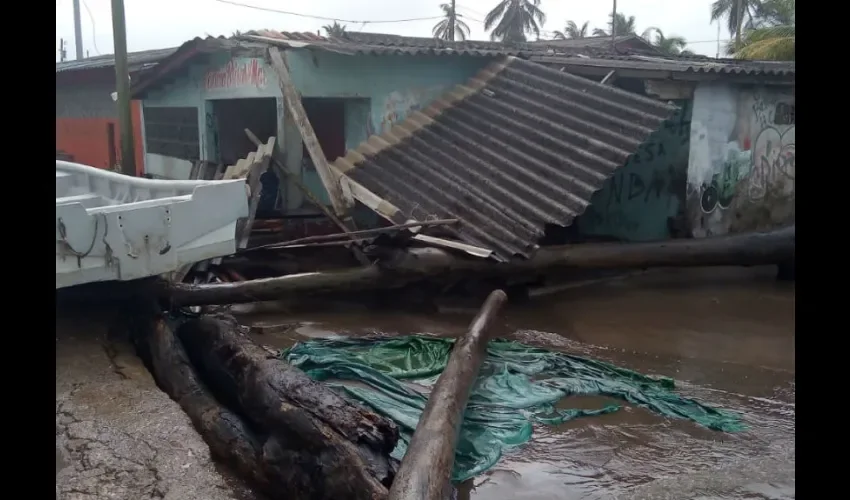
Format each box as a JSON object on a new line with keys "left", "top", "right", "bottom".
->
{"left": 579, "top": 102, "right": 691, "bottom": 241}
{"left": 204, "top": 58, "right": 267, "bottom": 91}
{"left": 378, "top": 87, "right": 445, "bottom": 134}
{"left": 688, "top": 87, "right": 795, "bottom": 236}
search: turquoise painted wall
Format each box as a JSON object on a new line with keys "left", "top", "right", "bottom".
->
{"left": 140, "top": 48, "right": 489, "bottom": 219}
{"left": 284, "top": 50, "right": 490, "bottom": 212}
{"left": 577, "top": 100, "right": 693, "bottom": 242}
{"left": 285, "top": 50, "right": 489, "bottom": 135}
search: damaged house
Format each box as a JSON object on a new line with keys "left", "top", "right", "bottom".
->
{"left": 129, "top": 31, "right": 795, "bottom": 261}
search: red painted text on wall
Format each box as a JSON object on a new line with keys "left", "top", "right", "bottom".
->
{"left": 204, "top": 58, "right": 267, "bottom": 90}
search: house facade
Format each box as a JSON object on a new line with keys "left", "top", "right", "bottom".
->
{"left": 56, "top": 48, "right": 175, "bottom": 173}
{"left": 130, "top": 32, "right": 794, "bottom": 252}
{"left": 532, "top": 53, "right": 795, "bottom": 240}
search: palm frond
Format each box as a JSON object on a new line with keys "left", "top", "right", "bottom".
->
{"left": 734, "top": 24, "right": 795, "bottom": 60}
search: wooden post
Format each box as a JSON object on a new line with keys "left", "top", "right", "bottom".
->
{"left": 387, "top": 290, "right": 508, "bottom": 500}
{"left": 266, "top": 47, "right": 352, "bottom": 217}
{"left": 110, "top": 0, "right": 137, "bottom": 177}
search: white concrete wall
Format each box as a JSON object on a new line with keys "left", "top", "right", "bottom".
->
{"left": 687, "top": 82, "right": 795, "bottom": 237}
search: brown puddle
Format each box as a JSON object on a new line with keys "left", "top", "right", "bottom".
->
{"left": 241, "top": 266, "right": 795, "bottom": 500}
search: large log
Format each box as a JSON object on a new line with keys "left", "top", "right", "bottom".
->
{"left": 135, "top": 312, "right": 272, "bottom": 493}
{"left": 163, "top": 226, "right": 795, "bottom": 307}
{"left": 176, "top": 316, "right": 399, "bottom": 498}
{"left": 388, "top": 290, "right": 508, "bottom": 500}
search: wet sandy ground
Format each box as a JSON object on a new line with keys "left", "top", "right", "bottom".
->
{"left": 242, "top": 266, "right": 795, "bottom": 500}
{"left": 55, "top": 310, "right": 259, "bottom": 500}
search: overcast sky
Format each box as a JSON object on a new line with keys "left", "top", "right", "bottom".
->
{"left": 55, "top": 0, "right": 731, "bottom": 61}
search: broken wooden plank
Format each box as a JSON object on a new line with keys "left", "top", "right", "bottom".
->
{"left": 241, "top": 218, "right": 460, "bottom": 253}
{"left": 387, "top": 289, "right": 507, "bottom": 500}
{"left": 244, "top": 128, "right": 371, "bottom": 266}
{"left": 267, "top": 47, "right": 352, "bottom": 217}
{"left": 235, "top": 138, "right": 275, "bottom": 250}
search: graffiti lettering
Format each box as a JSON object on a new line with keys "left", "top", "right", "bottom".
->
{"left": 630, "top": 142, "right": 667, "bottom": 164}
{"left": 607, "top": 167, "right": 678, "bottom": 208}
{"left": 661, "top": 102, "right": 692, "bottom": 147}
{"left": 699, "top": 125, "right": 795, "bottom": 213}
{"left": 748, "top": 126, "right": 795, "bottom": 202}
{"left": 204, "top": 58, "right": 267, "bottom": 90}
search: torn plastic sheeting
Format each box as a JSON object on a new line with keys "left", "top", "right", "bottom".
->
{"left": 281, "top": 336, "right": 744, "bottom": 483}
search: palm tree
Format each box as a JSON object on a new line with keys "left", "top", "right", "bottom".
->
{"left": 592, "top": 12, "right": 637, "bottom": 37}
{"left": 433, "top": 3, "right": 471, "bottom": 41}
{"left": 641, "top": 27, "right": 692, "bottom": 56}
{"left": 484, "top": 0, "right": 547, "bottom": 43}
{"left": 553, "top": 21, "right": 590, "bottom": 39}
{"left": 323, "top": 21, "right": 347, "bottom": 38}
{"left": 710, "top": 0, "right": 764, "bottom": 38}
{"left": 730, "top": 0, "right": 794, "bottom": 60}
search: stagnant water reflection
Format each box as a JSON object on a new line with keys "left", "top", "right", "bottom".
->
{"left": 241, "top": 267, "right": 795, "bottom": 500}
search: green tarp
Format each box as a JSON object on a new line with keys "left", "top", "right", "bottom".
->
{"left": 281, "top": 335, "right": 744, "bottom": 483}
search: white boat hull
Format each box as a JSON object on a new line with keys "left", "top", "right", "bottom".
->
{"left": 56, "top": 161, "right": 249, "bottom": 289}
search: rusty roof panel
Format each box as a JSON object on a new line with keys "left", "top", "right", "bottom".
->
{"left": 334, "top": 56, "right": 678, "bottom": 261}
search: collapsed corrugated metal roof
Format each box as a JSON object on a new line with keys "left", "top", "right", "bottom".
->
{"left": 333, "top": 56, "right": 678, "bottom": 261}
{"left": 56, "top": 47, "right": 177, "bottom": 73}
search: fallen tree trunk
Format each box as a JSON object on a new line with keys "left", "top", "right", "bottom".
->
{"left": 135, "top": 312, "right": 272, "bottom": 493}
{"left": 176, "top": 316, "right": 398, "bottom": 498}
{"left": 162, "top": 226, "right": 794, "bottom": 307}
{"left": 388, "top": 290, "right": 508, "bottom": 500}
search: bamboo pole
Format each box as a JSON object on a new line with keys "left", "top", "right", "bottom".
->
{"left": 387, "top": 290, "right": 508, "bottom": 500}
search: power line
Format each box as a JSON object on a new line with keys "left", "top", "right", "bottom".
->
{"left": 454, "top": 8, "right": 483, "bottom": 24}
{"left": 81, "top": 0, "right": 100, "bottom": 55}
{"left": 457, "top": 3, "right": 487, "bottom": 18}
{"left": 214, "top": 0, "right": 442, "bottom": 24}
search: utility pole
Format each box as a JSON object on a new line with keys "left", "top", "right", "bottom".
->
{"left": 111, "top": 0, "right": 137, "bottom": 177}
{"left": 611, "top": 0, "right": 617, "bottom": 49}
{"left": 72, "top": 0, "right": 84, "bottom": 59}
{"left": 449, "top": 0, "right": 457, "bottom": 41}
{"left": 59, "top": 39, "right": 67, "bottom": 62}
{"left": 734, "top": 0, "right": 744, "bottom": 46}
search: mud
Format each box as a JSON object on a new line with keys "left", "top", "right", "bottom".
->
{"left": 243, "top": 266, "right": 795, "bottom": 500}
{"left": 55, "top": 310, "right": 259, "bottom": 500}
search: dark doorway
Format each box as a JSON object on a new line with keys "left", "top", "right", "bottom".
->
{"left": 302, "top": 98, "right": 347, "bottom": 162}
{"left": 212, "top": 98, "right": 277, "bottom": 166}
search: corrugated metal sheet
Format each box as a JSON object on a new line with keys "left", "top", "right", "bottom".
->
{"left": 532, "top": 53, "right": 795, "bottom": 78}
{"left": 333, "top": 56, "right": 678, "bottom": 261}
{"left": 56, "top": 47, "right": 177, "bottom": 73}
{"left": 242, "top": 30, "right": 531, "bottom": 57}
{"left": 241, "top": 31, "right": 659, "bottom": 57}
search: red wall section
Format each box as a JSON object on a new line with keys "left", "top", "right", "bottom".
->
{"left": 55, "top": 101, "right": 145, "bottom": 176}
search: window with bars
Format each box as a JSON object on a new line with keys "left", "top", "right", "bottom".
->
{"left": 144, "top": 106, "right": 200, "bottom": 160}
{"left": 774, "top": 103, "right": 795, "bottom": 126}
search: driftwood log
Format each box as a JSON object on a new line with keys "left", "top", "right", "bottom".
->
{"left": 133, "top": 311, "right": 399, "bottom": 500}
{"left": 163, "top": 225, "right": 795, "bottom": 307}
{"left": 139, "top": 313, "right": 273, "bottom": 490}
{"left": 388, "top": 290, "right": 508, "bottom": 500}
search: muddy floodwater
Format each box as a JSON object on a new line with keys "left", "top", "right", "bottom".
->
{"left": 241, "top": 267, "right": 795, "bottom": 500}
